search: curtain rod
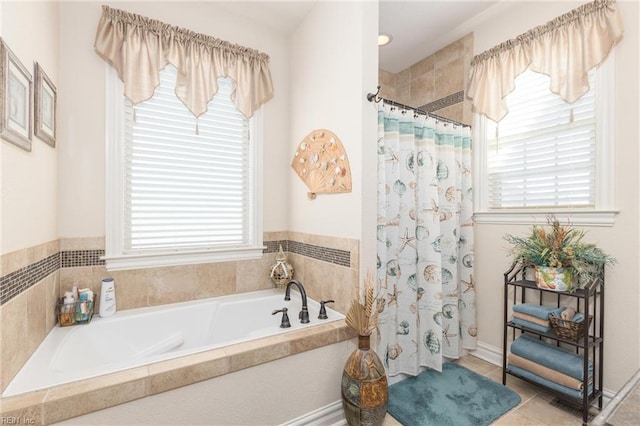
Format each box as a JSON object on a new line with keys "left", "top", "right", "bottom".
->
{"left": 367, "top": 86, "right": 470, "bottom": 128}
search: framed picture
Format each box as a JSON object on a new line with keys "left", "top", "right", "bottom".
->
{"left": 0, "top": 38, "right": 32, "bottom": 152}
{"left": 34, "top": 62, "right": 56, "bottom": 147}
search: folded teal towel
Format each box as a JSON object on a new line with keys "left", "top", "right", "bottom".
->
{"left": 508, "top": 365, "right": 592, "bottom": 399}
{"left": 513, "top": 304, "right": 566, "bottom": 320}
{"left": 572, "top": 312, "right": 585, "bottom": 323}
{"left": 511, "top": 335, "right": 593, "bottom": 380}
{"left": 511, "top": 317, "right": 553, "bottom": 334}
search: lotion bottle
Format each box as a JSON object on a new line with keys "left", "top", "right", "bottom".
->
{"left": 99, "top": 278, "right": 117, "bottom": 318}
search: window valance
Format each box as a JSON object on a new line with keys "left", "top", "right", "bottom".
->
{"left": 467, "top": 0, "right": 623, "bottom": 122}
{"left": 94, "top": 5, "right": 274, "bottom": 119}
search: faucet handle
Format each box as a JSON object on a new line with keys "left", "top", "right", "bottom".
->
{"left": 318, "top": 300, "right": 335, "bottom": 319}
{"left": 272, "top": 308, "right": 291, "bottom": 328}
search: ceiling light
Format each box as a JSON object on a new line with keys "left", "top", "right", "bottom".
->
{"left": 378, "top": 33, "right": 393, "bottom": 46}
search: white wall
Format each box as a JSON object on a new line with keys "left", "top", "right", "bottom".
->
{"left": 470, "top": 1, "right": 640, "bottom": 392}
{"left": 289, "top": 0, "right": 379, "bottom": 278}
{"left": 57, "top": 1, "right": 291, "bottom": 239}
{"left": 0, "top": 1, "right": 58, "bottom": 254}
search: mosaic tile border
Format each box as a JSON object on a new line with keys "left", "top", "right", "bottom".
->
{"left": 419, "top": 90, "right": 465, "bottom": 113}
{"left": 61, "top": 250, "right": 106, "bottom": 268}
{"left": 287, "top": 241, "right": 351, "bottom": 267}
{"left": 0, "top": 241, "right": 350, "bottom": 306}
{"left": 0, "top": 252, "right": 60, "bottom": 305}
{"left": 265, "top": 240, "right": 350, "bottom": 267}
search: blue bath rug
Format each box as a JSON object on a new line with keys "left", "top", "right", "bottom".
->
{"left": 387, "top": 362, "right": 521, "bottom": 426}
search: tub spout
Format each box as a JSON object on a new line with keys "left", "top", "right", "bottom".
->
{"left": 284, "top": 279, "right": 309, "bottom": 324}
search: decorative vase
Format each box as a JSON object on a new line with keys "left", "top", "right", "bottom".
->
{"left": 341, "top": 334, "right": 388, "bottom": 426}
{"left": 534, "top": 266, "right": 573, "bottom": 292}
{"left": 270, "top": 245, "right": 294, "bottom": 290}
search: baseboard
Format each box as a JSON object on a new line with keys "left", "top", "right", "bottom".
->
{"left": 284, "top": 342, "right": 616, "bottom": 424}
{"left": 470, "top": 341, "right": 503, "bottom": 367}
{"left": 469, "top": 341, "right": 615, "bottom": 406}
{"left": 282, "top": 400, "right": 346, "bottom": 426}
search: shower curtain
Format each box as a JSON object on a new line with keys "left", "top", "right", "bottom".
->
{"left": 376, "top": 103, "right": 476, "bottom": 376}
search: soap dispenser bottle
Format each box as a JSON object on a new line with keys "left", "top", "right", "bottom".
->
{"left": 99, "top": 278, "right": 117, "bottom": 318}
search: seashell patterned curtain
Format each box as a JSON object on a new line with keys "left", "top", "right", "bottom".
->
{"left": 376, "top": 104, "right": 476, "bottom": 376}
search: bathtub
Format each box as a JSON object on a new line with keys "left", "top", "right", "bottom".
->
{"left": 2, "top": 288, "right": 344, "bottom": 398}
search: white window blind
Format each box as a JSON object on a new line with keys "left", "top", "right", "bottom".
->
{"left": 123, "top": 65, "right": 251, "bottom": 253}
{"left": 486, "top": 70, "right": 597, "bottom": 209}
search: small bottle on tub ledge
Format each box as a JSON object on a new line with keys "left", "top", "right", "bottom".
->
{"left": 99, "top": 278, "right": 117, "bottom": 318}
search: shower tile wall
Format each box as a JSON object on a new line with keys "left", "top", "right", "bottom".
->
{"left": 0, "top": 232, "right": 358, "bottom": 393}
{"left": 378, "top": 33, "right": 474, "bottom": 126}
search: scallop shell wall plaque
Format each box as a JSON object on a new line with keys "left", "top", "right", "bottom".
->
{"left": 291, "top": 129, "right": 352, "bottom": 199}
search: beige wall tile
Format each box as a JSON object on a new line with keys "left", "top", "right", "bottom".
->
{"left": 263, "top": 231, "right": 288, "bottom": 241}
{"left": 378, "top": 69, "right": 396, "bottom": 87}
{"left": 1, "top": 293, "right": 28, "bottom": 392}
{"left": 434, "top": 102, "right": 464, "bottom": 124}
{"left": 45, "top": 272, "right": 60, "bottom": 331}
{"left": 411, "top": 55, "right": 434, "bottom": 78}
{"left": 59, "top": 266, "right": 93, "bottom": 295}
{"left": 300, "top": 258, "right": 331, "bottom": 304}
{"left": 148, "top": 265, "right": 196, "bottom": 306}
{"left": 26, "top": 282, "right": 47, "bottom": 356}
{"left": 110, "top": 269, "right": 149, "bottom": 310}
{"left": 396, "top": 67, "right": 411, "bottom": 86}
{"left": 43, "top": 379, "right": 147, "bottom": 425}
{"left": 0, "top": 402, "right": 42, "bottom": 426}
{"left": 434, "top": 57, "right": 465, "bottom": 99}
{"left": 410, "top": 70, "right": 435, "bottom": 108}
{"left": 379, "top": 85, "right": 396, "bottom": 101}
{"left": 31, "top": 240, "right": 58, "bottom": 263}
{"left": 287, "top": 253, "right": 306, "bottom": 285}
{"left": 1, "top": 249, "right": 29, "bottom": 276}
{"left": 434, "top": 36, "right": 466, "bottom": 69}
{"left": 462, "top": 100, "right": 473, "bottom": 127}
{"left": 235, "top": 255, "right": 276, "bottom": 293}
{"left": 396, "top": 83, "right": 411, "bottom": 106}
{"left": 60, "top": 237, "right": 104, "bottom": 251}
{"left": 195, "top": 261, "right": 237, "bottom": 299}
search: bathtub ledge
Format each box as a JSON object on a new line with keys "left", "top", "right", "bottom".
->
{"left": 0, "top": 320, "right": 356, "bottom": 425}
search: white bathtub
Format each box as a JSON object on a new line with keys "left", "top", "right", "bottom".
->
{"left": 3, "top": 288, "right": 343, "bottom": 397}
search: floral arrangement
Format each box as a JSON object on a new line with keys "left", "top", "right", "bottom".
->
{"left": 345, "top": 273, "right": 380, "bottom": 336}
{"left": 504, "top": 215, "right": 616, "bottom": 287}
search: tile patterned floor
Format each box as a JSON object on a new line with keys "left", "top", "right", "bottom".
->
{"left": 383, "top": 355, "right": 598, "bottom": 426}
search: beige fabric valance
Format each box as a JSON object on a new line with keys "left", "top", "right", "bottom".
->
{"left": 94, "top": 5, "right": 274, "bottom": 119}
{"left": 467, "top": 0, "right": 623, "bottom": 122}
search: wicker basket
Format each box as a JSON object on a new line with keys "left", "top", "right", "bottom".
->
{"left": 549, "top": 314, "right": 593, "bottom": 340}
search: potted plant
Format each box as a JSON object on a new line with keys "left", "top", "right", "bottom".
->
{"left": 504, "top": 215, "right": 616, "bottom": 292}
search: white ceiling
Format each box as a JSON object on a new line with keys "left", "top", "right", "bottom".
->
{"left": 216, "top": 0, "right": 499, "bottom": 74}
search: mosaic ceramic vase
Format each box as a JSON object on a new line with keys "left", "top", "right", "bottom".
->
{"left": 341, "top": 334, "right": 388, "bottom": 426}
{"left": 534, "top": 266, "right": 573, "bottom": 292}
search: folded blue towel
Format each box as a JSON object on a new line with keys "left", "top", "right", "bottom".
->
{"left": 513, "top": 304, "right": 566, "bottom": 321}
{"left": 508, "top": 365, "right": 592, "bottom": 399}
{"left": 511, "top": 334, "right": 593, "bottom": 380}
{"left": 511, "top": 317, "right": 553, "bottom": 334}
{"left": 572, "top": 312, "right": 585, "bottom": 323}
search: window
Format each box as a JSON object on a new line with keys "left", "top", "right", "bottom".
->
{"left": 105, "top": 65, "right": 263, "bottom": 270}
{"left": 474, "top": 57, "right": 616, "bottom": 226}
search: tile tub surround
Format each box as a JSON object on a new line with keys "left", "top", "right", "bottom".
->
{"left": 0, "top": 232, "right": 359, "bottom": 393}
{"left": 0, "top": 320, "right": 357, "bottom": 425}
